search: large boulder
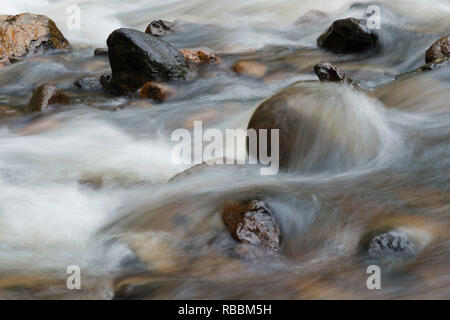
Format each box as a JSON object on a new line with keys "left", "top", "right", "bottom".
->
{"left": 106, "top": 28, "right": 189, "bottom": 91}
{"left": 317, "top": 18, "right": 378, "bottom": 54}
{"left": 425, "top": 35, "right": 449, "bottom": 63}
{"left": 247, "top": 81, "right": 389, "bottom": 171}
{"left": 0, "top": 13, "right": 71, "bottom": 68}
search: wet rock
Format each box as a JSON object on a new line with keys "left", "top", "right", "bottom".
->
{"left": 94, "top": 48, "right": 108, "bottom": 57}
{"left": 27, "top": 84, "right": 70, "bottom": 112}
{"left": 425, "top": 35, "right": 449, "bottom": 63}
{"left": 179, "top": 49, "right": 219, "bottom": 64}
{"left": 139, "top": 82, "right": 174, "bottom": 102}
{"left": 359, "top": 215, "right": 440, "bottom": 258}
{"left": 247, "top": 81, "right": 383, "bottom": 170}
{"left": 222, "top": 200, "right": 281, "bottom": 252}
{"left": 74, "top": 77, "right": 103, "bottom": 91}
{"left": 99, "top": 73, "right": 112, "bottom": 90}
{"left": 294, "top": 10, "right": 329, "bottom": 25}
{"left": 314, "top": 62, "right": 357, "bottom": 87}
{"left": 365, "top": 230, "right": 415, "bottom": 255}
{"left": 17, "top": 116, "right": 61, "bottom": 135}
{"left": 232, "top": 60, "right": 267, "bottom": 78}
{"left": 317, "top": 18, "right": 378, "bottom": 54}
{"left": 145, "top": 20, "right": 175, "bottom": 37}
{"left": 106, "top": 28, "right": 189, "bottom": 91}
{"left": 0, "top": 13, "right": 71, "bottom": 68}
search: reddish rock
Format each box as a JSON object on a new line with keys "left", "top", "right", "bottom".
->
{"left": 139, "top": 82, "right": 174, "bottom": 102}
{"left": 0, "top": 106, "right": 18, "bottom": 115}
{"left": 425, "top": 35, "right": 450, "bottom": 63}
{"left": 232, "top": 60, "right": 267, "bottom": 78}
{"left": 0, "top": 13, "right": 71, "bottom": 68}
{"left": 222, "top": 200, "right": 281, "bottom": 251}
{"left": 179, "top": 49, "right": 219, "bottom": 64}
{"left": 145, "top": 20, "right": 175, "bottom": 37}
{"left": 99, "top": 73, "right": 112, "bottom": 90}
{"left": 27, "top": 84, "right": 70, "bottom": 112}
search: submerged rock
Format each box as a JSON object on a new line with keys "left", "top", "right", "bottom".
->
{"left": 0, "top": 13, "right": 71, "bottom": 68}
{"left": 232, "top": 60, "right": 267, "bottom": 78}
{"left": 313, "top": 62, "right": 358, "bottom": 87}
{"left": 425, "top": 35, "right": 449, "bottom": 63}
{"left": 222, "top": 200, "right": 281, "bottom": 252}
{"left": 28, "top": 84, "right": 70, "bottom": 112}
{"left": 107, "top": 28, "right": 189, "bottom": 91}
{"left": 74, "top": 77, "right": 103, "bottom": 91}
{"left": 317, "top": 18, "right": 378, "bottom": 54}
{"left": 180, "top": 49, "right": 219, "bottom": 64}
{"left": 366, "top": 230, "right": 416, "bottom": 255}
{"left": 93, "top": 48, "right": 108, "bottom": 57}
{"left": 395, "top": 56, "right": 449, "bottom": 80}
{"left": 145, "top": 20, "right": 175, "bottom": 37}
{"left": 139, "top": 82, "right": 175, "bottom": 102}
{"left": 294, "top": 10, "right": 329, "bottom": 25}
{"left": 0, "top": 106, "right": 18, "bottom": 116}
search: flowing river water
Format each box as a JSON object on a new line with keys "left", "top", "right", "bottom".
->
{"left": 0, "top": 0, "right": 449, "bottom": 299}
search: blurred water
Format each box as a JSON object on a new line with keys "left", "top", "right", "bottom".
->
{"left": 0, "top": 0, "right": 449, "bottom": 299}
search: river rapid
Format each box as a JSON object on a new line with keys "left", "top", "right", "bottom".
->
{"left": 0, "top": 0, "right": 449, "bottom": 299}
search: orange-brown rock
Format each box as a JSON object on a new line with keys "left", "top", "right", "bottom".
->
{"left": 222, "top": 200, "right": 281, "bottom": 252}
{"left": 139, "top": 82, "right": 174, "bottom": 102}
{"left": 0, "top": 13, "right": 71, "bottom": 68}
{"left": 0, "top": 106, "right": 18, "bottom": 116}
{"left": 28, "top": 84, "right": 70, "bottom": 112}
{"left": 180, "top": 49, "right": 219, "bottom": 64}
{"left": 232, "top": 60, "right": 267, "bottom": 78}
{"left": 425, "top": 35, "right": 450, "bottom": 63}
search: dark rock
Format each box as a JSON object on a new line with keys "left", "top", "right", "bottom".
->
{"left": 179, "top": 49, "right": 219, "bottom": 64}
{"left": 425, "top": 35, "right": 449, "bottom": 63}
{"left": 139, "top": 82, "right": 174, "bottom": 102}
{"left": 99, "top": 73, "right": 112, "bottom": 90}
{"left": 317, "top": 18, "right": 378, "bottom": 53}
{"left": 94, "top": 48, "right": 108, "bottom": 57}
{"left": 28, "top": 84, "right": 70, "bottom": 112}
{"left": 145, "top": 20, "right": 175, "bottom": 37}
{"left": 106, "top": 28, "right": 189, "bottom": 91}
{"left": 0, "top": 13, "right": 71, "bottom": 68}
{"left": 314, "top": 62, "right": 359, "bottom": 87}
{"left": 74, "top": 77, "right": 103, "bottom": 91}
{"left": 365, "top": 230, "right": 415, "bottom": 255}
{"left": 222, "top": 200, "right": 281, "bottom": 252}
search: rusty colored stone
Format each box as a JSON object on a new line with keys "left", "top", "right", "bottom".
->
{"left": 232, "top": 60, "right": 267, "bottom": 78}
{"left": 0, "top": 13, "right": 71, "bottom": 68}
{"left": 27, "top": 84, "right": 70, "bottom": 112}
{"left": 425, "top": 35, "right": 450, "bottom": 63}
{"left": 139, "top": 82, "right": 174, "bottom": 102}
{"left": 180, "top": 49, "right": 219, "bottom": 64}
{"left": 222, "top": 200, "right": 281, "bottom": 252}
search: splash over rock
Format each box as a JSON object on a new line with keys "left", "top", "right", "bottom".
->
{"left": 222, "top": 200, "right": 281, "bottom": 252}
{"left": 107, "top": 28, "right": 189, "bottom": 91}
{"left": 0, "top": 13, "right": 71, "bottom": 68}
{"left": 317, "top": 18, "right": 378, "bottom": 54}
